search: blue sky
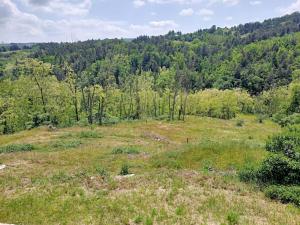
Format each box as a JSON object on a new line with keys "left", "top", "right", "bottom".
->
{"left": 0, "top": 0, "right": 300, "bottom": 43}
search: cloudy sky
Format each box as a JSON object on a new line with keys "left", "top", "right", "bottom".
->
{"left": 0, "top": 0, "right": 300, "bottom": 43}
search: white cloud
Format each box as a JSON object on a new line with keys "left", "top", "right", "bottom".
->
{"left": 27, "top": 0, "right": 50, "bottom": 6}
{"left": 249, "top": 1, "right": 262, "bottom": 6}
{"left": 147, "top": 0, "right": 201, "bottom": 4}
{"left": 149, "top": 20, "right": 179, "bottom": 28}
{"left": 133, "top": 0, "right": 146, "bottom": 8}
{"left": 0, "top": 0, "right": 129, "bottom": 42}
{"left": 208, "top": 0, "right": 239, "bottom": 6}
{"left": 197, "top": 8, "right": 214, "bottom": 16}
{"left": 223, "top": 0, "right": 239, "bottom": 6}
{"left": 279, "top": 0, "right": 300, "bottom": 15}
{"left": 132, "top": 0, "right": 240, "bottom": 7}
{"left": 179, "top": 8, "right": 194, "bottom": 16}
{"left": 23, "top": 0, "right": 92, "bottom": 16}
{"left": 197, "top": 8, "right": 214, "bottom": 21}
{"left": 0, "top": 0, "right": 181, "bottom": 42}
{"left": 132, "top": 0, "right": 203, "bottom": 7}
{"left": 226, "top": 16, "right": 233, "bottom": 21}
{"left": 130, "top": 20, "right": 179, "bottom": 36}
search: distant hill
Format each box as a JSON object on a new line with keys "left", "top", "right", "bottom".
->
{"left": 3, "top": 12, "right": 300, "bottom": 94}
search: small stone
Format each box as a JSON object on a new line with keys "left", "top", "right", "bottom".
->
{"left": 115, "top": 174, "right": 135, "bottom": 180}
{"left": 0, "top": 165, "right": 6, "bottom": 170}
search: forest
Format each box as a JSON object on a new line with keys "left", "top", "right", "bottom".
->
{"left": 0, "top": 12, "right": 300, "bottom": 225}
{"left": 1, "top": 12, "right": 300, "bottom": 133}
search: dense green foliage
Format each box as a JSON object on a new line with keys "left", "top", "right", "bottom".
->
{"left": 240, "top": 126, "right": 300, "bottom": 206}
{"left": 30, "top": 13, "right": 300, "bottom": 94}
{"left": 2, "top": 13, "right": 300, "bottom": 133}
{"left": 265, "top": 185, "right": 300, "bottom": 206}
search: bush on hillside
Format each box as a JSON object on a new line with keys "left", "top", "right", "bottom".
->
{"left": 265, "top": 185, "right": 300, "bottom": 206}
{"left": 239, "top": 125, "right": 300, "bottom": 206}
{"left": 273, "top": 113, "right": 300, "bottom": 127}
{"left": 266, "top": 126, "right": 300, "bottom": 160}
{"left": 256, "top": 155, "right": 300, "bottom": 185}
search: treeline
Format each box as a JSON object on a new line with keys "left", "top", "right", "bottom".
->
{"left": 0, "top": 43, "right": 33, "bottom": 53}
{"left": 0, "top": 59, "right": 249, "bottom": 133}
{"left": 30, "top": 13, "right": 300, "bottom": 95}
{"left": 1, "top": 58, "right": 300, "bottom": 134}
{"left": 1, "top": 13, "right": 300, "bottom": 133}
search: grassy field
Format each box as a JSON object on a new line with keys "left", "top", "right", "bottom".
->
{"left": 0, "top": 115, "right": 299, "bottom": 225}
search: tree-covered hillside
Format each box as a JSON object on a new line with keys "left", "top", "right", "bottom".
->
{"left": 29, "top": 12, "right": 300, "bottom": 94}
{"left": 1, "top": 13, "right": 300, "bottom": 134}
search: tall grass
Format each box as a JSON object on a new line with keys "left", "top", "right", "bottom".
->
{"left": 0, "top": 144, "right": 34, "bottom": 154}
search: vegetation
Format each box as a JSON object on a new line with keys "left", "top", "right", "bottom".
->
{"left": 1, "top": 116, "right": 300, "bottom": 225}
{"left": 1, "top": 13, "right": 300, "bottom": 134}
{"left": 239, "top": 126, "right": 300, "bottom": 206}
{"left": 1, "top": 12, "right": 300, "bottom": 224}
{"left": 112, "top": 146, "right": 140, "bottom": 155}
{"left": 0, "top": 143, "right": 34, "bottom": 154}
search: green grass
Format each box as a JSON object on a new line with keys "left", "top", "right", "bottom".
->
{"left": 151, "top": 138, "right": 266, "bottom": 171}
{"left": 58, "top": 130, "right": 103, "bottom": 139}
{"left": 0, "top": 143, "right": 34, "bottom": 154}
{"left": 112, "top": 146, "right": 140, "bottom": 155}
{"left": 49, "top": 140, "right": 82, "bottom": 149}
{"left": 78, "top": 130, "right": 103, "bottom": 139}
{"left": 0, "top": 115, "right": 299, "bottom": 225}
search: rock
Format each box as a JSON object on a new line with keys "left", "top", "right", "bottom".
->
{"left": 48, "top": 125, "right": 57, "bottom": 131}
{"left": 115, "top": 174, "right": 135, "bottom": 180}
{"left": 0, "top": 165, "right": 6, "bottom": 170}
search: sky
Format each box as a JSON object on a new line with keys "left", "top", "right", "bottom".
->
{"left": 1, "top": 0, "right": 300, "bottom": 43}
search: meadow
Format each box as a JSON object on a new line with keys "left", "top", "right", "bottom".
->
{"left": 0, "top": 115, "right": 299, "bottom": 225}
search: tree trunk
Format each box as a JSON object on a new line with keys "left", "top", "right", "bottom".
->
{"left": 182, "top": 91, "right": 188, "bottom": 121}
{"left": 74, "top": 86, "right": 79, "bottom": 122}
{"left": 33, "top": 76, "right": 47, "bottom": 114}
{"left": 171, "top": 89, "right": 178, "bottom": 121}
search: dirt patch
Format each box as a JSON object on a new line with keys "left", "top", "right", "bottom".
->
{"left": 141, "top": 132, "right": 170, "bottom": 143}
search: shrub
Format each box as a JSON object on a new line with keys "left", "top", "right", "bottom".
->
{"left": 238, "top": 165, "right": 258, "bottom": 183}
{"left": 274, "top": 113, "right": 300, "bottom": 127}
{"left": 78, "top": 131, "right": 103, "bottom": 138}
{"left": 0, "top": 144, "right": 34, "bottom": 154}
{"left": 145, "top": 217, "right": 153, "bottom": 225}
{"left": 32, "top": 113, "right": 51, "bottom": 127}
{"left": 235, "top": 119, "right": 244, "bottom": 127}
{"left": 175, "top": 205, "right": 186, "bottom": 216}
{"left": 256, "top": 155, "right": 300, "bottom": 185}
{"left": 227, "top": 211, "right": 240, "bottom": 225}
{"left": 119, "top": 164, "right": 130, "bottom": 176}
{"left": 265, "top": 185, "right": 300, "bottom": 206}
{"left": 50, "top": 140, "right": 82, "bottom": 149}
{"left": 133, "top": 215, "right": 143, "bottom": 223}
{"left": 240, "top": 126, "right": 300, "bottom": 207}
{"left": 96, "top": 167, "right": 109, "bottom": 178}
{"left": 256, "top": 114, "right": 265, "bottom": 123}
{"left": 112, "top": 146, "right": 140, "bottom": 155}
{"left": 266, "top": 128, "right": 300, "bottom": 160}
